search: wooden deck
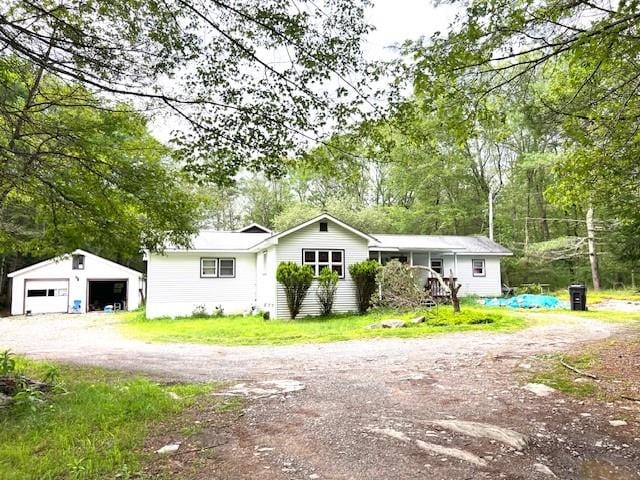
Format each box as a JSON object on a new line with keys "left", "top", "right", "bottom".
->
{"left": 425, "top": 277, "right": 457, "bottom": 302}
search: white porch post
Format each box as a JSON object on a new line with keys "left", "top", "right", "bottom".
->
{"left": 453, "top": 252, "right": 458, "bottom": 277}
{"left": 427, "top": 251, "right": 431, "bottom": 277}
{"left": 377, "top": 251, "right": 381, "bottom": 263}
{"left": 409, "top": 251, "right": 414, "bottom": 266}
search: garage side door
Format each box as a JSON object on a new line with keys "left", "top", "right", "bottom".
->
{"left": 24, "top": 280, "right": 69, "bottom": 314}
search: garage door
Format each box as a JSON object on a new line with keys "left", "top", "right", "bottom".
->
{"left": 24, "top": 280, "right": 69, "bottom": 314}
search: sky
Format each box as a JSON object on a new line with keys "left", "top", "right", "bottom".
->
{"left": 150, "top": 1, "right": 458, "bottom": 142}
{"left": 364, "top": 0, "right": 457, "bottom": 60}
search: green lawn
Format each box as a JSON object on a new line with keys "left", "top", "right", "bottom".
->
{"left": 0, "top": 357, "right": 213, "bottom": 480}
{"left": 119, "top": 306, "right": 526, "bottom": 346}
{"left": 552, "top": 288, "right": 640, "bottom": 304}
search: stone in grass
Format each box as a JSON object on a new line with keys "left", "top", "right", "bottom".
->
{"left": 523, "top": 383, "right": 556, "bottom": 397}
{"left": 381, "top": 319, "right": 406, "bottom": 329}
{"left": 609, "top": 420, "right": 628, "bottom": 427}
{"left": 411, "top": 316, "right": 426, "bottom": 324}
{"left": 365, "top": 322, "right": 382, "bottom": 329}
{"left": 156, "top": 443, "right": 180, "bottom": 455}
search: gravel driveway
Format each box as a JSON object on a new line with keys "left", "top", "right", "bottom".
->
{"left": 1, "top": 312, "right": 638, "bottom": 479}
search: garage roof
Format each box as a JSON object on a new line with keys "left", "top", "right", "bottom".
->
{"left": 8, "top": 249, "right": 142, "bottom": 278}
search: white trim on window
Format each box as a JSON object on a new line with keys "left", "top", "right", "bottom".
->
{"left": 201, "top": 258, "right": 218, "bottom": 277}
{"left": 430, "top": 258, "right": 443, "bottom": 275}
{"left": 302, "top": 249, "right": 345, "bottom": 278}
{"left": 472, "top": 258, "right": 486, "bottom": 277}
{"left": 219, "top": 258, "right": 236, "bottom": 278}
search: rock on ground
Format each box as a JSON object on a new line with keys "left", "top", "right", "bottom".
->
{"left": 523, "top": 383, "right": 556, "bottom": 397}
{"left": 427, "top": 419, "right": 528, "bottom": 451}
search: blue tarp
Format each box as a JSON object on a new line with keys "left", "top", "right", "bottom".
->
{"left": 482, "top": 294, "right": 569, "bottom": 309}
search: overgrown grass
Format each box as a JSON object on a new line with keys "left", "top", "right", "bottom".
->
{"left": 0, "top": 357, "right": 213, "bottom": 480}
{"left": 119, "top": 306, "right": 525, "bottom": 346}
{"left": 529, "top": 353, "right": 598, "bottom": 397}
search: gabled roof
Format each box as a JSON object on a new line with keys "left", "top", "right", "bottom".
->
{"left": 8, "top": 249, "right": 142, "bottom": 278}
{"left": 370, "top": 234, "right": 512, "bottom": 255}
{"left": 237, "top": 223, "right": 273, "bottom": 234}
{"left": 249, "top": 213, "right": 378, "bottom": 250}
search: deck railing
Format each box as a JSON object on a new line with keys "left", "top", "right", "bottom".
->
{"left": 425, "top": 277, "right": 457, "bottom": 300}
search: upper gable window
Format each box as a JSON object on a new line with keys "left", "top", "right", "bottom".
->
{"left": 72, "top": 254, "right": 85, "bottom": 270}
{"left": 319, "top": 222, "right": 328, "bottom": 232}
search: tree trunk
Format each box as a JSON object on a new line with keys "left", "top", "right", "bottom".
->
{"left": 586, "top": 205, "right": 601, "bottom": 290}
{"left": 448, "top": 270, "right": 462, "bottom": 313}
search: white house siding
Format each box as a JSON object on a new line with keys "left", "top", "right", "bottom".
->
{"left": 275, "top": 220, "right": 369, "bottom": 319}
{"left": 368, "top": 251, "right": 503, "bottom": 298}
{"left": 450, "top": 255, "right": 502, "bottom": 297}
{"left": 10, "top": 254, "right": 141, "bottom": 315}
{"left": 255, "top": 245, "right": 277, "bottom": 317}
{"left": 146, "top": 251, "right": 257, "bottom": 318}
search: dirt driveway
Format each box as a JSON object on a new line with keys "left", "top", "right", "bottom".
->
{"left": 1, "top": 313, "right": 639, "bottom": 479}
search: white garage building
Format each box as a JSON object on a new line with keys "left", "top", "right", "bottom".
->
{"left": 8, "top": 249, "right": 143, "bottom": 315}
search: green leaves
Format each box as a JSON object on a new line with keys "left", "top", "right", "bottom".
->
{"left": 348, "top": 259, "right": 379, "bottom": 313}
{"left": 276, "top": 261, "right": 314, "bottom": 319}
{"left": 0, "top": 58, "right": 200, "bottom": 260}
{"left": 0, "top": 0, "right": 376, "bottom": 183}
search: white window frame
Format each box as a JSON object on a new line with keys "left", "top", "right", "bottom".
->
{"left": 430, "top": 258, "right": 443, "bottom": 275}
{"left": 302, "top": 249, "right": 345, "bottom": 278}
{"left": 262, "top": 251, "right": 268, "bottom": 275}
{"left": 218, "top": 258, "right": 236, "bottom": 278}
{"left": 200, "top": 258, "right": 218, "bottom": 277}
{"left": 472, "top": 259, "right": 486, "bottom": 277}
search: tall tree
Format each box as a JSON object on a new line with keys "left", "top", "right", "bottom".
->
{"left": 1, "top": 0, "right": 376, "bottom": 182}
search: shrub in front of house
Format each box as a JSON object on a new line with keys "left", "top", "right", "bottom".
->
{"left": 276, "top": 262, "right": 314, "bottom": 319}
{"left": 348, "top": 259, "right": 380, "bottom": 314}
{"left": 373, "top": 259, "right": 429, "bottom": 311}
{"left": 317, "top": 267, "right": 339, "bottom": 316}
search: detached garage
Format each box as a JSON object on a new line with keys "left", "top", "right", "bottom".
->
{"left": 8, "top": 249, "right": 143, "bottom": 315}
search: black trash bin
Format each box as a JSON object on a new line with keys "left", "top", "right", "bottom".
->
{"left": 568, "top": 284, "right": 587, "bottom": 311}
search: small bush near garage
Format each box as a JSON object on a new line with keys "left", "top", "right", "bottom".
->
{"left": 0, "top": 356, "right": 212, "bottom": 480}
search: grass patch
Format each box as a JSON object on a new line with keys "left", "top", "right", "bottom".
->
{"left": 552, "top": 288, "right": 640, "bottom": 304}
{"left": 0, "top": 357, "right": 213, "bottom": 480}
{"left": 530, "top": 353, "right": 598, "bottom": 397}
{"left": 119, "top": 306, "right": 525, "bottom": 346}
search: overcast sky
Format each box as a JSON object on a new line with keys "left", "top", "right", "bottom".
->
{"left": 365, "top": 0, "right": 457, "bottom": 59}
{"left": 150, "top": 1, "right": 458, "bottom": 142}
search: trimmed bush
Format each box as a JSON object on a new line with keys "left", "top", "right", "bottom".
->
{"left": 276, "top": 262, "right": 314, "bottom": 319}
{"left": 349, "top": 259, "right": 380, "bottom": 313}
{"left": 317, "top": 267, "right": 339, "bottom": 316}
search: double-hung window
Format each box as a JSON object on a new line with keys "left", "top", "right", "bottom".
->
{"left": 472, "top": 259, "right": 486, "bottom": 277}
{"left": 219, "top": 258, "right": 235, "bottom": 278}
{"left": 430, "top": 258, "right": 443, "bottom": 275}
{"left": 200, "top": 257, "right": 235, "bottom": 278}
{"left": 201, "top": 258, "right": 218, "bottom": 277}
{"left": 302, "top": 249, "right": 344, "bottom": 278}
